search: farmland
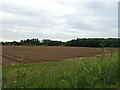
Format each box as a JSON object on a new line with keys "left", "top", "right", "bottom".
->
{"left": 2, "top": 46, "right": 101, "bottom": 65}
{"left": 2, "top": 46, "right": 119, "bottom": 88}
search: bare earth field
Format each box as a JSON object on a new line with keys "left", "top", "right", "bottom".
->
{"left": 1, "top": 46, "right": 101, "bottom": 65}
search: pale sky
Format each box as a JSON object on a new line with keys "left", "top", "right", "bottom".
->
{"left": 0, "top": 0, "right": 119, "bottom": 41}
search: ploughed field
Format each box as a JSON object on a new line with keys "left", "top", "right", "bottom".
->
{"left": 2, "top": 46, "right": 101, "bottom": 65}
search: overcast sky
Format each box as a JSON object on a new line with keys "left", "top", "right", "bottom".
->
{"left": 0, "top": 0, "right": 119, "bottom": 41}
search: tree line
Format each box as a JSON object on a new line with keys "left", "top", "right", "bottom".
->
{"left": 0, "top": 39, "right": 64, "bottom": 46}
{"left": 0, "top": 38, "right": 120, "bottom": 47}
{"left": 65, "top": 38, "right": 120, "bottom": 47}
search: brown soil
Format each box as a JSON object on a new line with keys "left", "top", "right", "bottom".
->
{"left": 1, "top": 46, "right": 101, "bottom": 65}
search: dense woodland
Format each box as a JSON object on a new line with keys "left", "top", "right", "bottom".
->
{"left": 0, "top": 38, "right": 120, "bottom": 47}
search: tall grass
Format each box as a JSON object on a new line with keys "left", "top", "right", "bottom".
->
{"left": 2, "top": 49, "right": 119, "bottom": 88}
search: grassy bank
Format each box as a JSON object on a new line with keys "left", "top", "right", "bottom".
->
{"left": 2, "top": 49, "right": 119, "bottom": 88}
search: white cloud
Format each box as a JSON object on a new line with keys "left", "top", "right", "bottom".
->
{"left": 0, "top": 0, "right": 118, "bottom": 41}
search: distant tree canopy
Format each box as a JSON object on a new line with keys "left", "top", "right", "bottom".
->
{"left": 65, "top": 38, "right": 120, "bottom": 47}
{"left": 1, "top": 38, "right": 120, "bottom": 47}
{"left": 20, "top": 39, "right": 40, "bottom": 46}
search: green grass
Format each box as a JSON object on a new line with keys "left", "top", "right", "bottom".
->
{"left": 2, "top": 49, "right": 119, "bottom": 88}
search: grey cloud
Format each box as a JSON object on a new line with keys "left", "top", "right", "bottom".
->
{"left": 2, "top": 30, "right": 81, "bottom": 41}
{"left": 2, "top": 30, "right": 45, "bottom": 40}
{"left": 1, "top": 1, "right": 118, "bottom": 41}
{"left": 61, "top": 2, "right": 117, "bottom": 32}
{"left": 2, "top": 2, "right": 60, "bottom": 28}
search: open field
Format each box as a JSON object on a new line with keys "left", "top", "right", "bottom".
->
{"left": 2, "top": 49, "right": 119, "bottom": 88}
{"left": 2, "top": 46, "right": 119, "bottom": 88}
{"left": 2, "top": 46, "right": 102, "bottom": 65}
